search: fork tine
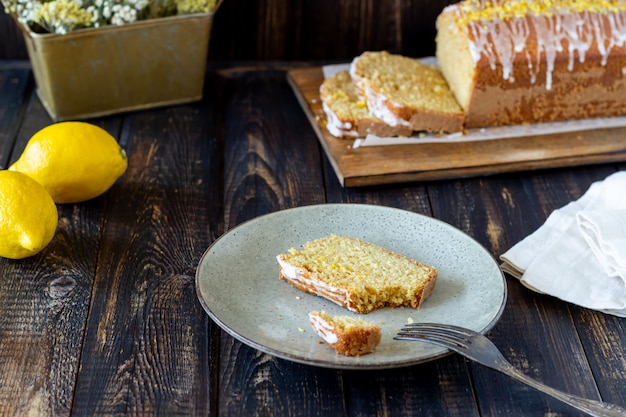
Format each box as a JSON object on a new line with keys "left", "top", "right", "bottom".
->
{"left": 395, "top": 323, "right": 483, "bottom": 350}
{"left": 401, "top": 323, "right": 474, "bottom": 338}
{"left": 397, "top": 330, "right": 468, "bottom": 345}
{"left": 394, "top": 332, "right": 468, "bottom": 350}
{"left": 397, "top": 330, "right": 466, "bottom": 342}
{"left": 402, "top": 322, "right": 479, "bottom": 337}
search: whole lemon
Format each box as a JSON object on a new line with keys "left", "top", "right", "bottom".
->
{"left": 9, "top": 122, "right": 128, "bottom": 204}
{"left": 0, "top": 170, "right": 58, "bottom": 259}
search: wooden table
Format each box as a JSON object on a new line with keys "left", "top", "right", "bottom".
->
{"left": 1, "top": 60, "right": 625, "bottom": 416}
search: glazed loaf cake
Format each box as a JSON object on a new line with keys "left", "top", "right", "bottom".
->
{"left": 320, "top": 70, "right": 413, "bottom": 138}
{"left": 436, "top": 0, "right": 626, "bottom": 128}
{"left": 276, "top": 234, "right": 438, "bottom": 314}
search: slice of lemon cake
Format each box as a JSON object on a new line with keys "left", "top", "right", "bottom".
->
{"left": 350, "top": 51, "right": 464, "bottom": 133}
{"left": 308, "top": 310, "right": 382, "bottom": 356}
{"left": 320, "top": 70, "right": 413, "bottom": 138}
{"left": 277, "top": 234, "right": 437, "bottom": 314}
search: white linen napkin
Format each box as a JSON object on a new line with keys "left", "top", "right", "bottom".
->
{"left": 500, "top": 171, "right": 626, "bottom": 317}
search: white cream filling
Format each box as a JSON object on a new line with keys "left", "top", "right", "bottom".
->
{"left": 308, "top": 314, "right": 339, "bottom": 344}
{"left": 276, "top": 256, "right": 354, "bottom": 311}
{"left": 276, "top": 257, "right": 299, "bottom": 279}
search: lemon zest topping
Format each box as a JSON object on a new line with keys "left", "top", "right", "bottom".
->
{"left": 458, "top": 0, "right": 626, "bottom": 25}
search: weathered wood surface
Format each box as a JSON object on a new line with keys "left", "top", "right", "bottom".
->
{"left": 0, "top": 60, "right": 625, "bottom": 416}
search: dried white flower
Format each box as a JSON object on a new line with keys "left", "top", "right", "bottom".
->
{"left": 31, "top": 0, "right": 93, "bottom": 33}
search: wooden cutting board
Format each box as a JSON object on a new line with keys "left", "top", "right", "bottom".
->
{"left": 287, "top": 66, "right": 626, "bottom": 187}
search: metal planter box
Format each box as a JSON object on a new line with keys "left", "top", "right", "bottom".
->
{"left": 18, "top": 13, "right": 216, "bottom": 121}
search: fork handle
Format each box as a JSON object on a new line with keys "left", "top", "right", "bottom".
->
{"left": 501, "top": 363, "right": 626, "bottom": 417}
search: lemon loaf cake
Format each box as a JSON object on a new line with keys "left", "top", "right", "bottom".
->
{"left": 320, "top": 70, "right": 413, "bottom": 138}
{"left": 436, "top": 0, "right": 626, "bottom": 128}
{"left": 349, "top": 51, "right": 464, "bottom": 133}
{"left": 308, "top": 310, "right": 382, "bottom": 356}
{"left": 276, "top": 234, "right": 438, "bottom": 314}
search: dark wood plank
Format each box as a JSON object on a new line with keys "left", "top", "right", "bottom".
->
{"left": 343, "top": 358, "right": 480, "bottom": 417}
{"left": 288, "top": 66, "right": 626, "bottom": 187}
{"left": 71, "top": 101, "right": 220, "bottom": 415}
{"left": 218, "top": 343, "right": 346, "bottom": 416}
{"left": 209, "top": 0, "right": 453, "bottom": 61}
{"left": 0, "top": 92, "right": 114, "bottom": 416}
{"left": 574, "top": 309, "right": 626, "bottom": 405}
{"left": 0, "top": 10, "right": 27, "bottom": 60}
{"left": 217, "top": 68, "right": 349, "bottom": 415}
{"left": 0, "top": 61, "right": 31, "bottom": 168}
{"left": 219, "top": 67, "right": 326, "bottom": 225}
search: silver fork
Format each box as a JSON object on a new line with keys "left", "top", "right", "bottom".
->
{"left": 395, "top": 323, "right": 626, "bottom": 417}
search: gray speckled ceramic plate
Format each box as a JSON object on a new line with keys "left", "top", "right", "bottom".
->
{"left": 195, "top": 204, "right": 507, "bottom": 369}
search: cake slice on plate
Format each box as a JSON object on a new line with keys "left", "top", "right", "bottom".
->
{"left": 277, "top": 234, "right": 438, "bottom": 314}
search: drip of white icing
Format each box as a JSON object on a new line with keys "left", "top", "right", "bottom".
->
{"left": 321, "top": 101, "right": 359, "bottom": 138}
{"left": 364, "top": 85, "right": 411, "bottom": 127}
{"left": 455, "top": 5, "right": 626, "bottom": 90}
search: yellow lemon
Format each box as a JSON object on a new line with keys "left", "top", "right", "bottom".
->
{"left": 9, "top": 122, "right": 128, "bottom": 204}
{"left": 0, "top": 170, "right": 58, "bottom": 259}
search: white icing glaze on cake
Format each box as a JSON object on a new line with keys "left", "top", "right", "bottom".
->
{"left": 363, "top": 85, "right": 412, "bottom": 127}
{"left": 445, "top": 1, "right": 626, "bottom": 90}
{"left": 348, "top": 55, "right": 408, "bottom": 127}
{"left": 321, "top": 102, "right": 359, "bottom": 137}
